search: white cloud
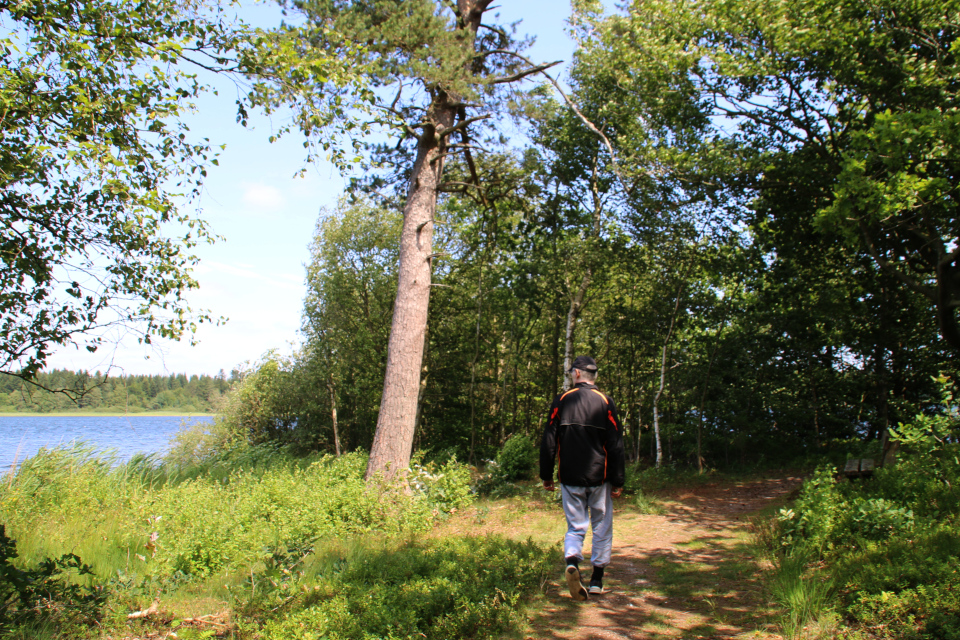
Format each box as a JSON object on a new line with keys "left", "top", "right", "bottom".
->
{"left": 203, "top": 260, "right": 302, "bottom": 292}
{"left": 241, "top": 183, "right": 286, "bottom": 211}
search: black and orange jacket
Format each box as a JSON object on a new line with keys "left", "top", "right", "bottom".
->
{"left": 539, "top": 382, "right": 626, "bottom": 488}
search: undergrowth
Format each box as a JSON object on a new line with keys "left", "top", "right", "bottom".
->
{"left": 0, "top": 443, "right": 550, "bottom": 638}
{"left": 760, "top": 376, "right": 960, "bottom": 640}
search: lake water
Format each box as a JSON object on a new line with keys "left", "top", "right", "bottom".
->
{"left": 0, "top": 415, "right": 215, "bottom": 472}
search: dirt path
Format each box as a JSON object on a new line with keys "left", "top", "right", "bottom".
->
{"left": 437, "top": 475, "right": 803, "bottom": 640}
{"left": 519, "top": 475, "right": 803, "bottom": 640}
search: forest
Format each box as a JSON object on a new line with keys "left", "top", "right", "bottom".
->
{"left": 2, "top": 0, "right": 959, "bottom": 639}
{"left": 243, "top": 1, "right": 957, "bottom": 473}
{"left": 0, "top": 369, "right": 233, "bottom": 413}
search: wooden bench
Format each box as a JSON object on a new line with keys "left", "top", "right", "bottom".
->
{"left": 844, "top": 458, "right": 875, "bottom": 479}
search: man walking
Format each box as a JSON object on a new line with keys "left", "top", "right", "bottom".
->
{"left": 539, "top": 355, "right": 626, "bottom": 601}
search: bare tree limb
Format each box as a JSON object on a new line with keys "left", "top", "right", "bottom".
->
{"left": 438, "top": 113, "right": 491, "bottom": 137}
{"left": 489, "top": 50, "right": 644, "bottom": 193}
{"left": 485, "top": 60, "right": 562, "bottom": 85}
{"left": 858, "top": 219, "right": 936, "bottom": 300}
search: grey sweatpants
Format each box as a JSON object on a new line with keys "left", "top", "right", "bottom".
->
{"left": 561, "top": 482, "right": 613, "bottom": 567}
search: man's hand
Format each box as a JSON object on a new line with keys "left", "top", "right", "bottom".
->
{"left": 611, "top": 486, "right": 623, "bottom": 499}
{"left": 543, "top": 480, "right": 555, "bottom": 492}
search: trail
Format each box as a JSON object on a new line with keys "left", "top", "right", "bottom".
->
{"left": 442, "top": 475, "right": 803, "bottom": 640}
{"left": 524, "top": 475, "right": 802, "bottom": 640}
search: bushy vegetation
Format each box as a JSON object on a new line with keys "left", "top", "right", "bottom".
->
{"left": 765, "top": 378, "right": 960, "bottom": 639}
{"left": 0, "top": 525, "right": 105, "bottom": 634}
{"left": 473, "top": 434, "right": 540, "bottom": 498}
{"left": 493, "top": 433, "right": 538, "bottom": 482}
{"left": 0, "top": 440, "right": 555, "bottom": 638}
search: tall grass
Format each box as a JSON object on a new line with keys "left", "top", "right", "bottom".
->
{"left": 0, "top": 441, "right": 554, "bottom": 638}
{"left": 767, "top": 553, "right": 836, "bottom": 640}
{"left": 1, "top": 445, "right": 468, "bottom": 578}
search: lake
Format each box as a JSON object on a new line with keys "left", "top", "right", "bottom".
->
{"left": 0, "top": 415, "right": 216, "bottom": 472}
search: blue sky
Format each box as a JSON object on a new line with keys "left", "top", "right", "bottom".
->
{"left": 45, "top": 1, "right": 604, "bottom": 377}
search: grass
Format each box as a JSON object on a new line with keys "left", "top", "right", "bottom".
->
{"left": 0, "top": 445, "right": 557, "bottom": 639}
{"left": 2, "top": 452, "right": 809, "bottom": 639}
{"left": 634, "top": 489, "right": 668, "bottom": 515}
{"left": 767, "top": 554, "right": 837, "bottom": 640}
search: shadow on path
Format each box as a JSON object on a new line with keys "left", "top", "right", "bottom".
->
{"left": 523, "top": 476, "right": 802, "bottom": 640}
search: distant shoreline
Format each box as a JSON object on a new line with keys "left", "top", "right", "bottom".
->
{"left": 0, "top": 412, "right": 216, "bottom": 418}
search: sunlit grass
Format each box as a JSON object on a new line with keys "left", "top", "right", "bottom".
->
{"left": 765, "top": 555, "right": 837, "bottom": 639}
{"left": 0, "top": 444, "right": 561, "bottom": 639}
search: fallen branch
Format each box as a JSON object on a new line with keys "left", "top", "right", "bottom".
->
{"left": 177, "top": 614, "right": 230, "bottom": 628}
{"left": 127, "top": 599, "right": 160, "bottom": 619}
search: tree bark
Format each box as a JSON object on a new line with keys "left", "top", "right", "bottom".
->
{"left": 365, "top": 0, "right": 490, "bottom": 481}
{"left": 468, "top": 259, "right": 484, "bottom": 464}
{"left": 653, "top": 279, "right": 686, "bottom": 468}
{"left": 562, "top": 269, "right": 592, "bottom": 391}
{"left": 327, "top": 377, "right": 341, "bottom": 456}
{"left": 551, "top": 297, "right": 562, "bottom": 395}
{"left": 413, "top": 322, "right": 431, "bottom": 450}
{"left": 696, "top": 291, "right": 733, "bottom": 473}
{"left": 652, "top": 345, "right": 667, "bottom": 468}
{"left": 560, "top": 156, "right": 605, "bottom": 391}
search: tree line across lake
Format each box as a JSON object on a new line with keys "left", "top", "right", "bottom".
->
{"left": 0, "top": 369, "right": 235, "bottom": 414}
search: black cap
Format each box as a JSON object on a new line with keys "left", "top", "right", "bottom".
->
{"left": 570, "top": 355, "right": 598, "bottom": 372}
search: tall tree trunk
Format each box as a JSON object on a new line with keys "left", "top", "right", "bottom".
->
{"left": 365, "top": 121, "right": 446, "bottom": 480}
{"left": 562, "top": 269, "right": 592, "bottom": 391}
{"left": 653, "top": 280, "right": 686, "bottom": 468}
{"left": 634, "top": 390, "right": 644, "bottom": 462}
{"left": 551, "top": 298, "right": 562, "bottom": 395}
{"left": 365, "top": 0, "right": 490, "bottom": 481}
{"left": 696, "top": 293, "right": 733, "bottom": 473}
{"left": 327, "top": 377, "right": 341, "bottom": 456}
{"left": 469, "top": 255, "right": 485, "bottom": 463}
{"left": 561, "top": 156, "right": 603, "bottom": 391}
{"left": 810, "top": 372, "right": 820, "bottom": 446}
{"left": 696, "top": 344, "right": 719, "bottom": 473}
{"left": 652, "top": 345, "right": 667, "bottom": 468}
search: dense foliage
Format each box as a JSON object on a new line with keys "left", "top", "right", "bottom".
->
{"left": 188, "top": 2, "right": 946, "bottom": 477}
{"left": 0, "top": 369, "right": 234, "bottom": 413}
{"left": 765, "top": 378, "right": 960, "bottom": 638}
{"left": 0, "top": 525, "right": 104, "bottom": 633}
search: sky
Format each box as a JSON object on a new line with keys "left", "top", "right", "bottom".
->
{"left": 44, "top": 1, "right": 602, "bottom": 377}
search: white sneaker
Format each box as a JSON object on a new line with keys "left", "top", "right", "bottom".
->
{"left": 565, "top": 565, "right": 588, "bottom": 601}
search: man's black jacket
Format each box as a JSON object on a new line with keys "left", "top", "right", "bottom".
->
{"left": 539, "top": 382, "right": 626, "bottom": 487}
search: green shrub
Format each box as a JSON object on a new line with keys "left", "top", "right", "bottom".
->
{"left": 775, "top": 465, "right": 846, "bottom": 556}
{"left": 474, "top": 434, "right": 538, "bottom": 496}
{"left": 409, "top": 455, "right": 474, "bottom": 514}
{"left": 494, "top": 433, "right": 538, "bottom": 482}
{"left": 0, "top": 525, "right": 104, "bottom": 632}
{"left": 767, "top": 379, "right": 960, "bottom": 638}
{"left": 164, "top": 416, "right": 244, "bottom": 468}
{"left": 848, "top": 497, "right": 914, "bottom": 541}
